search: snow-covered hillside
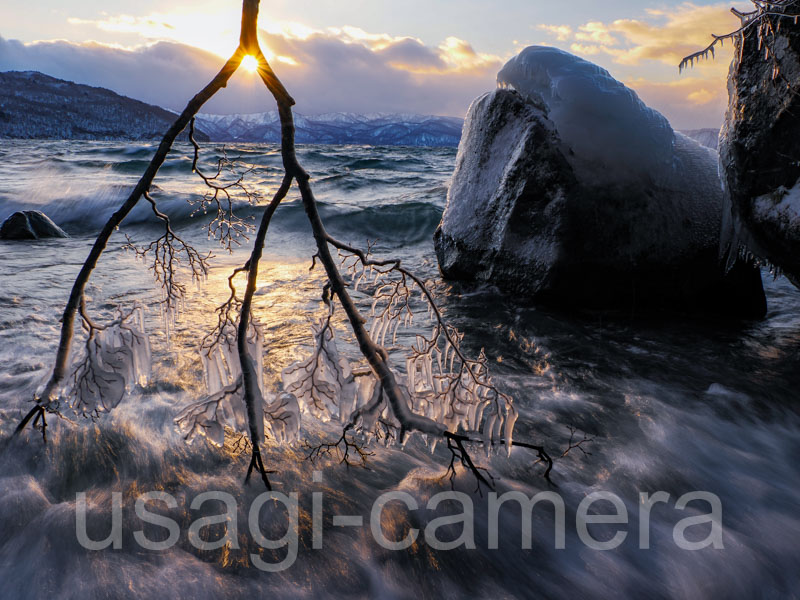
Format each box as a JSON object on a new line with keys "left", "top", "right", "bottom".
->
{"left": 194, "top": 111, "right": 464, "bottom": 146}
{"left": 0, "top": 71, "right": 209, "bottom": 141}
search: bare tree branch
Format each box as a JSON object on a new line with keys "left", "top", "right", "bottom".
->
{"left": 679, "top": 0, "right": 800, "bottom": 79}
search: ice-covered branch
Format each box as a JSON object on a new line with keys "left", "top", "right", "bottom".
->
{"left": 69, "top": 301, "right": 151, "bottom": 418}
{"left": 289, "top": 234, "right": 560, "bottom": 487}
{"left": 17, "top": 0, "right": 573, "bottom": 494}
{"left": 332, "top": 238, "right": 519, "bottom": 443}
{"left": 15, "top": 7, "right": 256, "bottom": 423}
{"left": 189, "top": 119, "right": 260, "bottom": 250}
{"left": 123, "top": 192, "right": 211, "bottom": 317}
{"left": 201, "top": 263, "right": 248, "bottom": 358}
{"left": 679, "top": 0, "right": 800, "bottom": 78}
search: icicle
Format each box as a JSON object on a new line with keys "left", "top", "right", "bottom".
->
{"left": 503, "top": 405, "right": 519, "bottom": 457}
{"left": 265, "top": 392, "right": 301, "bottom": 444}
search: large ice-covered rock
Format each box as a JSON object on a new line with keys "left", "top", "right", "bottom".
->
{"left": 434, "top": 46, "right": 765, "bottom": 316}
{"left": 0, "top": 210, "right": 68, "bottom": 240}
{"left": 719, "top": 22, "right": 800, "bottom": 286}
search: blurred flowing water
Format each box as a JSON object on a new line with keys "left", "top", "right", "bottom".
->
{"left": 0, "top": 140, "right": 798, "bottom": 599}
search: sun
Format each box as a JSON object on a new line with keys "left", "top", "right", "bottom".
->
{"left": 241, "top": 54, "right": 259, "bottom": 73}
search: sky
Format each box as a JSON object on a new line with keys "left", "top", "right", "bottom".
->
{"left": 0, "top": 1, "right": 751, "bottom": 128}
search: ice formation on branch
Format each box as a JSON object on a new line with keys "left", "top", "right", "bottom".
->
{"left": 406, "top": 342, "right": 518, "bottom": 457}
{"left": 69, "top": 304, "right": 151, "bottom": 415}
{"left": 281, "top": 313, "right": 355, "bottom": 422}
{"left": 175, "top": 319, "right": 300, "bottom": 447}
{"left": 281, "top": 257, "right": 520, "bottom": 457}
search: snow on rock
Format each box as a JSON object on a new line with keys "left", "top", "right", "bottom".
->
{"left": 435, "top": 46, "right": 766, "bottom": 316}
{"left": 497, "top": 46, "right": 673, "bottom": 187}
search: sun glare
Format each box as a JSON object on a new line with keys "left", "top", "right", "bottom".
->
{"left": 241, "top": 54, "right": 259, "bottom": 73}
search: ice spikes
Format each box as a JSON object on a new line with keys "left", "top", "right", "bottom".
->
{"left": 71, "top": 303, "right": 152, "bottom": 415}
{"left": 176, "top": 316, "right": 300, "bottom": 448}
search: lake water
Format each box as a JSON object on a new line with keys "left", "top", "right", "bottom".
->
{"left": 0, "top": 140, "right": 798, "bottom": 599}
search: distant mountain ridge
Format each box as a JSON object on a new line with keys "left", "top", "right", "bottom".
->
{"left": 0, "top": 71, "right": 209, "bottom": 141}
{"left": 193, "top": 111, "right": 464, "bottom": 147}
{"left": 679, "top": 128, "right": 720, "bottom": 150}
{"left": 196, "top": 113, "right": 720, "bottom": 151}
{"left": 0, "top": 70, "right": 462, "bottom": 147}
{"left": 0, "top": 70, "right": 718, "bottom": 150}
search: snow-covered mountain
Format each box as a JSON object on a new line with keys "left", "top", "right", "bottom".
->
{"left": 0, "top": 71, "right": 209, "bottom": 141}
{"left": 0, "top": 70, "right": 462, "bottom": 146}
{"left": 679, "top": 128, "right": 720, "bottom": 150}
{"left": 0, "top": 69, "right": 716, "bottom": 151}
{"left": 194, "top": 111, "right": 464, "bottom": 146}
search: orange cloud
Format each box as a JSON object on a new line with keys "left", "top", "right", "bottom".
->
{"left": 607, "top": 3, "right": 741, "bottom": 69}
{"left": 624, "top": 76, "right": 729, "bottom": 128}
{"left": 537, "top": 25, "right": 573, "bottom": 42}
{"left": 68, "top": 10, "right": 501, "bottom": 79}
{"left": 575, "top": 21, "right": 618, "bottom": 45}
{"left": 538, "top": 2, "right": 742, "bottom": 73}
{"left": 536, "top": 3, "right": 748, "bottom": 127}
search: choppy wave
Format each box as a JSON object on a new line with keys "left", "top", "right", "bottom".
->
{"left": 0, "top": 141, "right": 453, "bottom": 245}
{"left": 1, "top": 140, "right": 799, "bottom": 599}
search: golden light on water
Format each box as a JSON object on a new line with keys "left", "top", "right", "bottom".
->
{"left": 241, "top": 55, "right": 259, "bottom": 73}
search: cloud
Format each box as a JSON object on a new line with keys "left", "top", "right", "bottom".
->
{"left": 539, "top": 3, "right": 740, "bottom": 70}
{"left": 65, "top": 11, "right": 243, "bottom": 58}
{"left": 0, "top": 36, "right": 227, "bottom": 111}
{"left": 537, "top": 25, "right": 572, "bottom": 42}
{"left": 569, "top": 43, "right": 604, "bottom": 56}
{"left": 624, "top": 76, "right": 729, "bottom": 129}
{"left": 574, "top": 22, "right": 618, "bottom": 46}
{"left": 375, "top": 37, "right": 447, "bottom": 71}
{"left": 254, "top": 31, "right": 501, "bottom": 116}
{"left": 536, "top": 3, "right": 744, "bottom": 127}
{"left": 2, "top": 4, "right": 740, "bottom": 127}
{"left": 606, "top": 3, "right": 741, "bottom": 68}
{"left": 0, "top": 26, "right": 502, "bottom": 117}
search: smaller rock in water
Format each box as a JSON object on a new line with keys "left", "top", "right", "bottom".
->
{"left": 0, "top": 211, "right": 69, "bottom": 240}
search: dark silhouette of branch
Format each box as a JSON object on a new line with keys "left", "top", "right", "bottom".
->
{"left": 234, "top": 174, "right": 293, "bottom": 487}
{"left": 443, "top": 431, "right": 496, "bottom": 494}
{"left": 560, "top": 425, "right": 594, "bottom": 458}
{"left": 123, "top": 192, "right": 211, "bottom": 311}
{"left": 303, "top": 424, "right": 374, "bottom": 468}
{"left": 188, "top": 119, "right": 259, "bottom": 250}
{"left": 14, "top": 13, "right": 255, "bottom": 423}
{"left": 14, "top": 0, "right": 573, "bottom": 495}
{"left": 14, "top": 405, "right": 48, "bottom": 443}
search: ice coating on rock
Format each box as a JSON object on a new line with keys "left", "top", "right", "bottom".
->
{"left": 436, "top": 51, "right": 767, "bottom": 316}
{"left": 753, "top": 181, "right": 800, "bottom": 232}
{"left": 497, "top": 46, "right": 674, "bottom": 185}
